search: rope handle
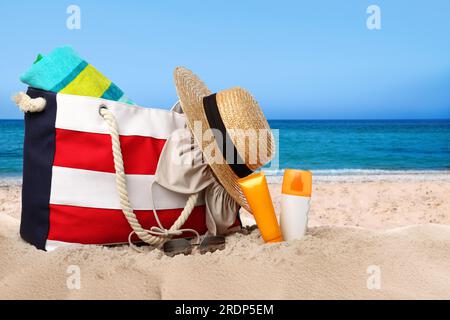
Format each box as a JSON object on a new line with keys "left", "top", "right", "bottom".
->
{"left": 99, "top": 105, "right": 200, "bottom": 247}
{"left": 12, "top": 92, "right": 46, "bottom": 112}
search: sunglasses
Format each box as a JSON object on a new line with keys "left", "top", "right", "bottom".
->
{"left": 163, "top": 235, "right": 226, "bottom": 257}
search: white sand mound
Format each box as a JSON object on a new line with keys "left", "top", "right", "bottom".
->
{"left": 1, "top": 213, "right": 449, "bottom": 299}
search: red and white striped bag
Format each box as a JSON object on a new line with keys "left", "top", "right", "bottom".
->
{"left": 19, "top": 87, "right": 211, "bottom": 250}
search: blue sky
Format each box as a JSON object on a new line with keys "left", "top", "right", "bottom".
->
{"left": 0, "top": 0, "right": 449, "bottom": 119}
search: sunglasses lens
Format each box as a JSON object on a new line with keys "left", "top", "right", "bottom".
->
{"left": 163, "top": 238, "right": 192, "bottom": 257}
{"left": 198, "top": 236, "right": 226, "bottom": 254}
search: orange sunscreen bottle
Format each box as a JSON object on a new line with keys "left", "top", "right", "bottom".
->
{"left": 238, "top": 172, "right": 283, "bottom": 243}
{"left": 280, "top": 169, "right": 312, "bottom": 241}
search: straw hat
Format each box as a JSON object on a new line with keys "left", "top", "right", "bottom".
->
{"left": 173, "top": 67, "right": 275, "bottom": 212}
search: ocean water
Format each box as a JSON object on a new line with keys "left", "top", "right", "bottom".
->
{"left": 267, "top": 119, "right": 450, "bottom": 174}
{"left": 0, "top": 119, "right": 449, "bottom": 179}
{"left": 0, "top": 120, "right": 24, "bottom": 178}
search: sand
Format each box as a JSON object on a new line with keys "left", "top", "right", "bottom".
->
{"left": 1, "top": 176, "right": 450, "bottom": 299}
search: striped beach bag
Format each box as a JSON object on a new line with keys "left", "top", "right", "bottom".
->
{"left": 19, "top": 87, "right": 209, "bottom": 250}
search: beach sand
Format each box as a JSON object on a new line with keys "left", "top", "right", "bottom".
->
{"left": 1, "top": 176, "right": 450, "bottom": 299}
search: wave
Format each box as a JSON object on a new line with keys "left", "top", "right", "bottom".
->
{"left": 263, "top": 168, "right": 450, "bottom": 182}
{"left": 264, "top": 168, "right": 450, "bottom": 175}
{"left": 0, "top": 176, "right": 22, "bottom": 187}
{"left": 1, "top": 169, "right": 449, "bottom": 186}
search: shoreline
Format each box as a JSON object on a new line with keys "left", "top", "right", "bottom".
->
{"left": 268, "top": 170, "right": 450, "bottom": 183}
{"left": 2, "top": 170, "right": 450, "bottom": 187}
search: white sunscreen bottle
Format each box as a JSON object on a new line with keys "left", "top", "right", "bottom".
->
{"left": 280, "top": 169, "right": 312, "bottom": 241}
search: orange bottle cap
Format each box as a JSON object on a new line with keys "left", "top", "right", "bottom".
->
{"left": 282, "top": 169, "right": 312, "bottom": 197}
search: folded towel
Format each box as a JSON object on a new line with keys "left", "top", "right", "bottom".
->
{"left": 20, "top": 46, "right": 133, "bottom": 104}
